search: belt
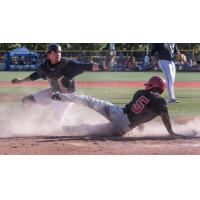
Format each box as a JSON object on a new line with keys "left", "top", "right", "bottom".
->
{"left": 122, "top": 108, "right": 134, "bottom": 129}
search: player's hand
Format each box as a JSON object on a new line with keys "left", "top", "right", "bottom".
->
{"left": 11, "top": 78, "right": 22, "bottom": 84}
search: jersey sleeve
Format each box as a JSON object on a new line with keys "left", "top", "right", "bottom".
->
{"left": 28, "top": 64, "right": 46, "bottom": 81}
{"left": 64, "top": 60, "right": 93, "bottom": 78}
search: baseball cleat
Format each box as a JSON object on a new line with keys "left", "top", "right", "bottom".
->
{"left": 168, "top": 99, "right": 179, "bottom": 104}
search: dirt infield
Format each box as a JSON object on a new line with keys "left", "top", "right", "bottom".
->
{"left": 1, "top": 80, "right": 200, "bottom": 155}
{"left": 1, "top": 135, "right": 200, "bottom": 155}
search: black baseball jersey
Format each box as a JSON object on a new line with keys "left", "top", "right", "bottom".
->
{"left": 29, "top": 58, "right": 93, "bottom": 93}
{"left": 123, "top": 90, "right": 168, "bottom": 128}
{"left": 151, "top": 43, "right": 179, "bottom": 61}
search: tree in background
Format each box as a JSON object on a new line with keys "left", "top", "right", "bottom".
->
{"left": 1, "top": 43, "right": 200, "bottom": 52}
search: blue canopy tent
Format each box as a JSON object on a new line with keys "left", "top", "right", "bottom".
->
{"left": 5, "top": 47, "right": 39, "bottom": 71}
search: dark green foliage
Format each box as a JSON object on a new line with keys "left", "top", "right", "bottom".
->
{"left": 1, "top": 43, "right": 200, "bottom": 52}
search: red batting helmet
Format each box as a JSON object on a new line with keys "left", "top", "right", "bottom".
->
{"left": 144, "top": 76, "right": 166, "bottom": 92}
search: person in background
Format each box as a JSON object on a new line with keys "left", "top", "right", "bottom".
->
{"left": 151, "top": 43, "right": 184, "bottom": 103}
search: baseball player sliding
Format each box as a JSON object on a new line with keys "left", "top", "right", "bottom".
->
{"left": 11, "top": 44, "right": 106, "bottom": 108}
{"left": 151, "top": 43, "right": 185, "bottom": 104}
{"left": 61, "top": 76, "right": 187, "bottom": 138}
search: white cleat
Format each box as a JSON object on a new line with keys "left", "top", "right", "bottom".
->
{"left": 168, "top": 99, "right": 179, "bottom": 104}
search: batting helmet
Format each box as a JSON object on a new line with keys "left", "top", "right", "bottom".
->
{"left": 47, "top": 43, "right": 62, "bottom": 53}
{"left": 144, "top": 76, "right": 166, "bottom": 92}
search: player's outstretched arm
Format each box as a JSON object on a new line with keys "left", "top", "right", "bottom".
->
{"left": 11, "top": 77, "right": 31, "bottom": 84}
{"left": 160, "top": 112, "right": 182, "bottom": 137}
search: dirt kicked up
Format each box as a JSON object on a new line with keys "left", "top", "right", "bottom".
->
{"left": 0, "top": 80, "right": 200, "bottom": 154}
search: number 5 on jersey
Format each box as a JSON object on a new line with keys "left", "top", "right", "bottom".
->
{"left": 132, "top": 95, "right": 150, "bottom": 114}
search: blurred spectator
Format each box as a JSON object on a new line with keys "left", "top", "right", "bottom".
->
{"left": 152, "top": 60, "right": 159, "bottom": 71}
{"left": 112, "top": 51, "right": 125, "bottom": 71}
{"left": 119, "top": 51, "right": 124, "bottom": 65}
{"left": 194, "top": 61, "right": 200, "bottom": 71}
{"left": 32, "top": 58, "right": 37, "bottom": 65}
{"left": 3, "top": 48, "right": 200, "bottom": 72}
{"left": 143, "top": 53, "right": 150, "bottom": 69}
{"left": 18, "top": 56, "right": 25, "bottom": 65}
{"left": 126, "top": 56, "right": 134, "bottom": 71}
{"left": 104, "top": 49, "right": 116, "bottom": 70}
{"left": 185, "top": 58, "right": 194, "bottom": 70}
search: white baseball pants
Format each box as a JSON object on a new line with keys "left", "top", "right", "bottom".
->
{"left": 158, "top": 60, "right": 176, "bottom": 101}
{"left": 60, "top": 94, "right": 131, "bottom": 136}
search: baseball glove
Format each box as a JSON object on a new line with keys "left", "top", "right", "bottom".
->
{"left": 176, "top": 54, "right": 186, "bottom": 62}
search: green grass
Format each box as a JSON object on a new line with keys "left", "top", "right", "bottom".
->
{"left": 1, "top": 71, "right": 200, "bottom": 119}
{"left": 1, "top": 71, "right": 200, "bottom": 81}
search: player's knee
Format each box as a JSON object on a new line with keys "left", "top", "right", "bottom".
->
{"left": 22, "top": 95, "right": 36, "bottom": 109}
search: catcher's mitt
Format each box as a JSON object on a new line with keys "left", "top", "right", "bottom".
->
{"left": 176, "top": 54, "right": 186, "bottom": 62}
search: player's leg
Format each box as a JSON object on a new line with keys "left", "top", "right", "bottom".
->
{"left": 32, "top": 88, "right": 53, "bottom": 105}
{"left": 159, "top": 60, "right": 175, "bottom": 102}
{"left": 60, "top": 94, "right": 112, "bottom": 118}
{"left": 34, "top": 88, "right": 69, "bottom": 119}
{"left": 171, "top": 61, "right": 176, "bottom": 83}
{"left": 60, "top": 94, "right": 131, "bottom": 136}
{"left": 21, "top": 88, "right": 52, "bottom": 110}
{"left": 63, "top": 122, "right": 114, "bottom": 137}
{"left": 168, "top": 61, "right": 177, "bottom": 102}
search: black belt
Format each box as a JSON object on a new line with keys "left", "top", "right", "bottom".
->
{"left": 122, "top": 108, "right": 134, "bottom": 129}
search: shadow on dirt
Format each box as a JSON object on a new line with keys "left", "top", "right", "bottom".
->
{"left": 36, "top": 135, "right": 199, "bottom": 143}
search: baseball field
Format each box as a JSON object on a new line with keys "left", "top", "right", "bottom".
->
{"left": 1, "top": 71, "right": 200, "bottom": 154}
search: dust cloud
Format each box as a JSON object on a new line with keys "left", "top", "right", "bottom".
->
{"left": 0, "top": 100, "right": 199, "bottom": 138}
{"left": 0, "top": 101, "right": 110, "bottom": 138}
{"left": 127, "top": 117, "right": 200, "bottom": 138}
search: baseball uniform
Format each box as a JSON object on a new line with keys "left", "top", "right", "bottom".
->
{"left": 28, "top": 58, "right": 93, "bottom": 105}
{"left": 60, "top": 89, "right": 168, "bottom": 136}
{"left": 151, "top": 43, "right": 179, "bottom": 103}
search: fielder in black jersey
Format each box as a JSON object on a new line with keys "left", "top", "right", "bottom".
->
{"left": 11, "top": 44, "right": 106, "bottom": 107}
{"left": 62, "top": 76, "right": 185, "bottom": 138}
{"left": 151, "top": 43, "right": 183, "bottom": 103}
